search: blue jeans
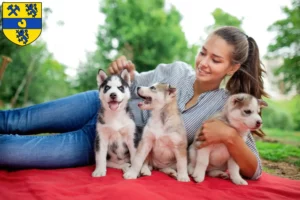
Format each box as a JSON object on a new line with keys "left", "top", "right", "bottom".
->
{"left": 0, "top": 90, "right": 100, "bottom": 169}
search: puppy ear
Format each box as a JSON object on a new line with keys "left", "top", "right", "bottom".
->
{"left": 258, "top": 99, "right": 268, "bottom": 108}
{"left": 121, "top": 69, "right": 131, "bottom": 86}
{"left": 97, "top": 69, "right": 107, "bottom": 87}
{"left": 168, "top": 85, "right": 176, "bottom": 97}
{"left": 232, "top": 95, "right": 244, "bottom": 104}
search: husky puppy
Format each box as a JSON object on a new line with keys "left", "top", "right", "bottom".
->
{"left": 92, "top": 69, "right": 138, "bottom": 177}
{"left": 123, "top": 83, "right": 190, "bottom": 182}
{"left": 188, "top": 93, "right": 268, "bottom": 185}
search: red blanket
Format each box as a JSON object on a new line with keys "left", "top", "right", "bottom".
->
{"left": 0, "top": 166, "right": 299, "bottom": 200}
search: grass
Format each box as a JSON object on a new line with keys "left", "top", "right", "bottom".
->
{"left": 263, "top": 128, "right": 300, "bottom": 146}
{"left": 262, "top": 166, "right": 276, "bottom": 174}
{"left": 256, "top": 140, "right": 300, "bottom": 167}
{"left": 256, "top": 127, "right": 300, "bottom": 168}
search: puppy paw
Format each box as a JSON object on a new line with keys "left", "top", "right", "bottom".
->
{"left": 231, "top": 177, "right": 248, "bottom": 185}
{"left": 188, "top": 165, "right": 194, "bottom": 175}
{"left": 121, "top": 163, "right": 131, "bottom": 173}
{"left": 192, "top": 172, "right": 205, "bottom": 183}
{"left": 140, "top": 165, "right": 152, "bottom": 176}
{"left": 208, "top": 170, "right": 229, "bottom": 179}
{"left": 193, "top": 175, "right": 205, "bottom": 183}
{"left": 220, "top": 173, "right": 229, "bottom": 179}
{"left": 123, "top": 169, "right": 138, "bottom": 179}
{"left": 160, "top": 168, "right": 177, "bottom": 178}
{"left": 168, "top": 170, "right": 177, "bottom": 179}
{"left": 177, "top": 173, "right": 190, "bottom": 182}
{"left": 92, "top": 168, "right": 106, "bottom": 177}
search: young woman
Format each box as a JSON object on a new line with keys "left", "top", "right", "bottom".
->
{"left": 0, "top": 26, "right": 267, "bottom": 180}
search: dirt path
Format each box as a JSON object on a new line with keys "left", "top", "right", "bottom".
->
{"left": 262, "top": 159, "right": 300, "bottom": 180}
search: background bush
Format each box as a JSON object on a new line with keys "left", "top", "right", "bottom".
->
{"left": 262, "top": 99, "right": 295, "bottom": 130}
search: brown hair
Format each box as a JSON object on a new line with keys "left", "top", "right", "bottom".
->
{"left": 213, "top": 26, "right": 268, "bottom": 137}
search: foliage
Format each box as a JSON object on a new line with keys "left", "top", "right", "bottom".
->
{"left": 262, "top": 96, "right": 300, "bottom": 131}
{"left": 262, "top": 99, "right": 295, "bottom": 130}
{"left": 206, "top": 8, "right": 243, "bottom": 33}
{"left": 256, "top": 141, "right": 300, "bottom": 167}
{"left": 99, "top": 0, "right": 190, "bottom": 71}
{"left": 0, "top": 6, "right": 74, "bottom": 108}
{"left": 74, "top": 52, "right": 102, "bottom": 92}
{"left": 286, "top": 95, "right": 300, "bottom": 130}
{"left": 0, "top": 41, "right": 75, "bottom": 107}
{"left": 263, "top": 128, "right": 300, "bottom": 145}
{"left": 267, "top": 0, "right": 300, "bottom": 93}
{"left": 75, "top": 0, "right": 196, "bottom": 91}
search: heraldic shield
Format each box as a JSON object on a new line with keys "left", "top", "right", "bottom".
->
{"left": 2, "top": 2, "right": 42, "bottom": 46}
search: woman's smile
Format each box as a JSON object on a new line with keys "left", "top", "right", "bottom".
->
{"left": 197, "top": 66, "right": 211, "bottom": 76}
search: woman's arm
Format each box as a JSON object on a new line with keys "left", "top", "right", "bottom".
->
{"left": 107, "top": 56, "right": 156, "bottom": 98}
{"left": 198, "top": 119, "right": 261, "bottom": 179}
{"left": 108, "top": 56, "right": 188, "bottom": 99}
{"left": 223, "top": 129, "right": 260, "bottom": 179}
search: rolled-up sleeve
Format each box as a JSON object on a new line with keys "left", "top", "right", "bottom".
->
{"left": 130, "top": 62, "right": 190, "bottom": 98}
{"left": 246, "top": 133, "right": 262, "bottom": 180}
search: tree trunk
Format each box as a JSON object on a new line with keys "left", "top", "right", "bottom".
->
{"left": 0, "top": 56, "right": 12, "bottom": 86}
{"left": 23, "top": 71, "right": 34, "bottom": 106}
{"left": 10, "top": 56, "right": 37, "bottom": 107}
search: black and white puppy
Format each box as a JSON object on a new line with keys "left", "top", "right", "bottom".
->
{"left": 92, "top": 69, "right": 138, "bottom": 177}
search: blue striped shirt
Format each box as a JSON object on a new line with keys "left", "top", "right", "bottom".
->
{"left": 128, "top": 61, "right": 262, "bottom": 180}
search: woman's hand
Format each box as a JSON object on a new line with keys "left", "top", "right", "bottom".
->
{"left": 197, "top": 119, "right": 238, "bottom": 148}
{"left": 108, "top": 56, "right": 136, "bottom": 80}
{"left": 197, "top": 119, "right": 259, "bottom": 179}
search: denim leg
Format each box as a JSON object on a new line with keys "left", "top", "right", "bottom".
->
{"left": 0, "top": 90, "right": 100, "bottom": 135}
{"left": 0, "top": 114, "right": 97, "bottom": 169}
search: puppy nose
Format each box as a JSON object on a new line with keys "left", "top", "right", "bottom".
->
{"left": 256, "top": 120, "right": 262, "bottom": 127}
{"left": 110, "top": 93, "right": 117, "bottom": 99}
{"left": 137, "top": 87, "right": 141, "bottom": 91}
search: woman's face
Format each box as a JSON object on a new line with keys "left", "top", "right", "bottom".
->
{"left": 195, "top": 34, "right": 239, "bottom": 85}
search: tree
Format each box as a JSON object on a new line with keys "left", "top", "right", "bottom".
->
{"left": 75, "top": 0, "right": 195, "bottom": 91}
{"left": 0, "top": 41, "right": 74, "bottom": 107}
{"left": 267, "top": 0, "right": 300, "bottom": 94}
{"left": 206, "top": 8, "right": 243, "bottom": 33}
{"left": 0, "top": 7, "right": 74, "bottom": 108}
{"left": 98, "top": 0, "right": 190, "bottom": 71}
{"left": 75, "top": 52, "right": 102, "bottom": 92}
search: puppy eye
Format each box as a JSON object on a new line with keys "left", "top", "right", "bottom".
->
{"left": 244, "top": 110, "right": 252, "bottom": 115}
{"left": 150, "top": 86, "right": 156, "bottom": 90}
{"left": 118, "top": 86, "right": 124, "bottom": 92}
{"left": 104, "top": 86, "right": 111, "bottom": 92}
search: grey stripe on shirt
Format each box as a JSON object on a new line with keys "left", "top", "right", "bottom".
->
{"left": 128, "top": 61, "right": 262, "bottom": 180}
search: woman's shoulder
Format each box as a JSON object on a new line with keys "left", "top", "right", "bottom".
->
{"left": 170, "top": 61, "right": 194, "bottom": 74}
{"left": 208, "top": 88, "right": 230, "bottom": 99}
{"left": 210, "top": 88, "right": 230, "bottom": 110}
{"left": 156, "top": 61, "right": 194, "bottom": 74}
{"left": 219, "top": 88, "right": 230, "bottom": 100}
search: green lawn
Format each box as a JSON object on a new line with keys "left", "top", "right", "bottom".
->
{"left": 256, "top": 141, "right": 300, "bottom": 167}
{"left": 256, "top": 128, "right": 300, "bottom": 167}
{"left": 262, "top": 128, "right": 300, "bottom": 146}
